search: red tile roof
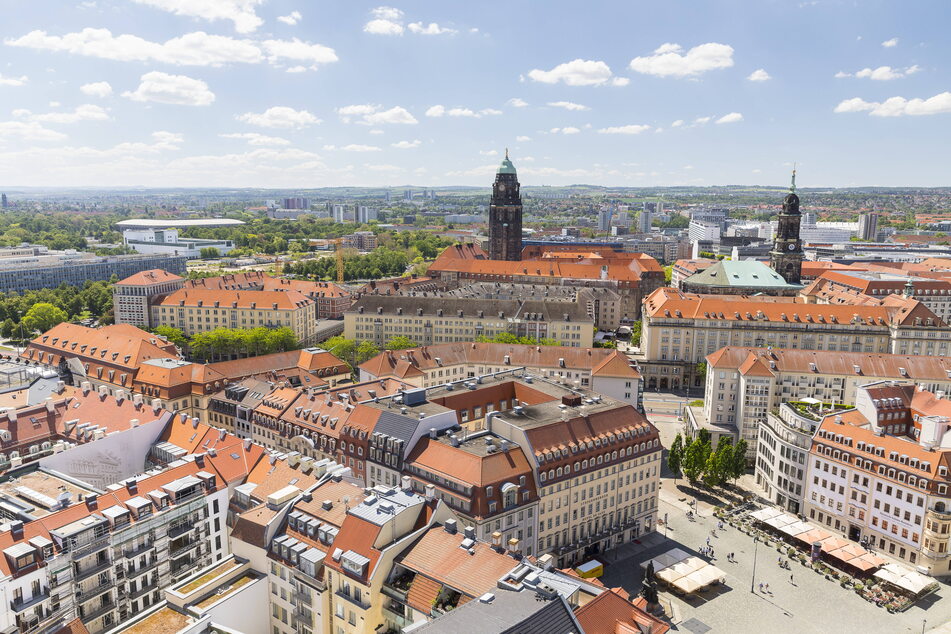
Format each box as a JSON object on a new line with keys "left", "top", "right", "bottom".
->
{"left": 155, "top": 288, "right": 314, "bottom": 310}
{"left": 115, "top": 269, "right": 184, "bottom": 286}
{"left": 575, "top": 588, "right": 670, "bottom": 634}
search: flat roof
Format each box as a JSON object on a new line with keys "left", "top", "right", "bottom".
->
{"left": 0, "top": 471, "right": 97, "bottom": 519}
{"left": 116, "top": 219, "right": 246, "bottom": 229}
{"left": 119, "top": 606, "right": 194, "bottom": 634}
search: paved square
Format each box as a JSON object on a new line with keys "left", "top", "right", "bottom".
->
{"left": 600, "top": 496, "right": 951, "bottom": 634}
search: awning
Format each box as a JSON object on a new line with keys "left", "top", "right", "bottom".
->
{"left": 640, "top": 550, "right": 688, "bottom": 572}
{"left": 794, "top": 528, "right": 832, "bottom": 545}
{"left": 672, "top": 575, "right": 703, "bottom": 594}
{"left": 763, "top": 514, "right": 797, "bottom": 530}
{"left": 778, "top": 520, "right": 812, "bottom": 537}
{"left": 847, "top": 552, "right": 885, "bottom": 572}
{"left": 874, "top": 564, "right": 936, "bottom": 595}
{"left": 826, "top": 543, "right": 866, "bottom": 563}
{"left": 817, "top": 536, "right": 850, "bottom": 552}
{"left": 749, "top": 507, "right": 783, "bottom": 522}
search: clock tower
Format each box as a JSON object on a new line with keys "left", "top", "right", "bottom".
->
{"left": 770, "top": 169, "right": 804, "bottom": 284}
{"left": 488, "top": 149, "right": 523, "bottom": 261}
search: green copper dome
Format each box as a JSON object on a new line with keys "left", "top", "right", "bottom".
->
{"left": 497, "top": 149, "right": 517, "bottom": 175}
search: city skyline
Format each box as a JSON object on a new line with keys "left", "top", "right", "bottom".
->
{"left": 1, "top": 1, "right": 949, "bottom": 188}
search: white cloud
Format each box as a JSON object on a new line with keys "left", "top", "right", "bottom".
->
{"left": 629, "top": 42, "right": 734, "bottom": 78}
{"left": 882, "top": 37, "right": 899, "bottom": 48}
{"left": 339, "top": 144, "right": 381, "bottom": 152}
{"left": 407, "top": 22, "right": 457, "bottom": 35}
{"left": 277, "top": 11, "right": 302, "bottom": 26}
{"left": 285, "top": 65, "right": 307, "bottom": 73}
{"left": 715, "top": 112, "right": 743, "bottom": 124}
{"left": 548, "top": 101, "right": 589, "bottom": 111}
{"left": 80, "top": 81, "right": 112, "bottom": 97}
{"left": 237, "top": 106, "right": 319, "bottom": 128}
{"left": 507, "top": 98, "right": 528, "bottom": 108}
{"left": 516, "top": 135, "right": 531, "bottom": 142}
{"left": 837, "top": 65, "right": 921, "bottom": 80}
{"left": 364, "top": 7, "right": 404, "bottom": 35}
{"left": 479, "top": 149, "right": 498, "bottom": 156}
{"left": 0, "top": 74, "right": 28, "bottom": 87}
{"left": 391, "top": 139, "right": 420, "bottom": 148}
{"left": 747, "top": 68, "right": 771, "bottom": 82}
{"left": 671, "top": 119, "right": 684, "bottom": 127}
{"left": 122, "top": 71, "right": 214, "bottom": 106}
{"left": 261, "top": 39, "right": 338, "bottom": 69}
{"left": 364, "top": 106, "right": 417, "bottom": 125}
{"left": 0, "top": 120, "right": 66, "bottom": 142}
{"left": 549, "top": 127, "right": 580, "bottom": 135}
{"left": 334, "top": 104, "right": 419, "bottom": 125}
{"left": 834, "top": 91, "right": 951, "bottom": 117}
{"left": 527, "top": 59, "right": 623, "bottom": 86}
{"left": 597, "top": 124, "right": 651, "bottom": 134}
{"left": 131, "top": 0, "right": 265, "bottom": 33}
{"left": 17, "top": 104, "right": 109, "bottom": 124}
{"left": 425, "top": 105, "right": 499, "bottom": 118}
{"left": 6, "top": 28, "right": 337, "bottom": 70}
{"left": 694, "top": 116, "right": 712, "bottom": 125}
{"left": 220, "top": 132, "right": 290, "bottom": 146}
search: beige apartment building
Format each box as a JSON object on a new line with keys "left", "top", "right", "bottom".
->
{"left": 690, "top": 346, "right": 951, "bottom": 459}
{"left": 345, "top": 296, "right": 593, "bottom": 348}
{"left": 151, "top": 288, "right": 317, "bottom": 344}
{"left": 639, "top": 287, "right": 951, "bottom": 390}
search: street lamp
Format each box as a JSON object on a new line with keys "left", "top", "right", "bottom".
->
{"left": 663, "top": 512, "right": 668, "bottom": 539}
{"left": 750, "top": 536, "right": 759, "bottom": 593}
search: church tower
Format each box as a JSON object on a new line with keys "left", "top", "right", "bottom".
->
{"left": 769, "top": 169, "right": 804, "bottom": 284}
{"left": 488, "top": 150, "right": 523, "bottom": 261}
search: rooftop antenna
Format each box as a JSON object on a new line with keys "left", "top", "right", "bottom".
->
{"left": 790, "top": 163, "right": 797, "bottom": 193}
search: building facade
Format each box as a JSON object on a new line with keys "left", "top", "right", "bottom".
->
{"left": 113, "top": 269, "right": 186, "bottom": 328}
{"left": 769, "top": 171, "right": 804, "bottom": 284}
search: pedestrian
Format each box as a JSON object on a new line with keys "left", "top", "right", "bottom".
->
{"left": 765, "top": 583, "right": 770, "bottom": 593}
{"left": 778, "top": 556, "right": 782, "bottom": 566}
{"left": 758, "top": 582, "right": 763, "bottom": 593}
{"left": 790, "top": 574, "right": 794, "bottom": 584}
{"left": 707, "top": 537, "right": 711, "bottom": 546}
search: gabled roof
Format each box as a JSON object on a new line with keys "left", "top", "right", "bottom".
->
{"left": 155, "top": 288, "right": 314, "bottom": 310}
{"left": 684, "top": 260, "right": 801, "bottom": 290}
{"left": 23, "top": 323, "right": 178, "bottom": 374}
{"left": 575, "top": 587, "right": 670, "bottom": 634}
{"left": 115, "top": 269, "right": 184, "bottom": 286}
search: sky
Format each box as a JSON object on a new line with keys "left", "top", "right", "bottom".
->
{"left": 0, "top": 0, "right": 949, "bottom": 189}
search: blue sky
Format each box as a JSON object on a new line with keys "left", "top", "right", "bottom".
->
{"left": 0, "top": 0, "right": 948, "bottom": 188}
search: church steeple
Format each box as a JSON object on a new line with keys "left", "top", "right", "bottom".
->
{"left": 770, "top": 169, "right": 804, "bottom": 284}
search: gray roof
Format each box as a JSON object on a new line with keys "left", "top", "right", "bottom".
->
{"left": 116, "top": 218, "right": 246, "bottom": 229}
{"left": 372, "top": 410, "right": 421, "bottom": 443}
{"left": 684, "top": 260, "right": 802, "bottom": 290}
{"left": 413, "top": 587, "right": 580, "bottom": 634}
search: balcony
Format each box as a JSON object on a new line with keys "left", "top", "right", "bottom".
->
{"left": 292, "top": 589, "right": 312, "bottom": 606}
{"left": 80, "top": 599, "right": 116, "bottom": 622}
{"left": 128, "top": 580, "right": 158, "bottom": 601}
{"left": 76, "top": 580, "right": 113, "bottom": 604}
{"left": 170, "top": 541, "right": 200, "bottom": 560}
{"left": 122, "top": 539, "right": 155, "bottom": 559}
{"left": 9, "top": 588, "right": 49, "bottom": 613}
{"left": 292, "top": 608, "right": 313, "bottom": 628}
{"left": 381, "top": 584, "right": 408, "bottom": 602}
{"left": 168, "top": 523, "right": 198, "bottom": 540}
{"left": 334, "top": 589, "right": 369, "bottom": 611}
{"left": 70, "top": 535, "right": 110, "bottom": 560}
{"left": 126, "top": 558, "right": 160, "bottom": 579}
{"left": 74, "top": 559, "right": 112, "bottom": 582}
{"left": 927, "top": 506, "right": 951, "bottom": 521}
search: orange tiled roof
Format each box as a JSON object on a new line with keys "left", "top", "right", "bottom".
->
{"left": 155, "top": 288, "right": 314, "bottom": 310}
{"left": 321, "top": 515, "right": 383, "bottom": 582}
{"left": 575, "top": 589, "right": 670, "bottom": 634}
{"left": 115, "top": 269, "right": 184, "bottom": 286}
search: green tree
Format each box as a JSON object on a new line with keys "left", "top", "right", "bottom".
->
{"left": 663, "top": 265, "right": 673, "bottom": 284}
{"left": 319, "top": 335, "right": 358, "bottom": 367}
{"left": 200, "top": 247, "right": 221, "bottom": 259}
{"left": 696, "top": 361, "right": 707, "bottom": 382}
{"left": 385, "top": 335, "right": 418, "bottom": 350}
{"left": 729, "top": 439, "right": 749, "bottom": 483}
{"left": 704, "top": 437, "right": 733, "bottom": 488}
{"left": 0, "top": 318, "right": 15, "bottom": 339}
{"left": 668, "top": 434, "right": 684, "bottom": 481}
{"left": 22, "top": 302, "right": 68, "bottom": 334}
{"left": 630, "top": 320, "right": 642, "bottom": 347}
{"left": 355, "top": 340, "right": 381, "bottom": 364}
{"left": 681, "top": 437, "right": 711, "bottom": 483}
{"left": 153, "top": 325, "right": 187, "bottom": 348}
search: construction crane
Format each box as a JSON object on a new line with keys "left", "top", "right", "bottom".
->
{"left": 332, "top": 238, "right": 345, "bottom": 283}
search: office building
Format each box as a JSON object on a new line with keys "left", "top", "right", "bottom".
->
{"left": 113, "top": 269, "right": 186, "bottom": 328}
{"left": 597, "top": 208, "right": 613, "bottom": 232}
{"left": 331, "top": 204, "right": 347, "bottom": 223}
{"left": 151, "top": 289, "right": 317, "bottom": 345}
{"left": 355, "top": 205, "right": 378, "bottom": 224}
{"left": 638, "top": 207, "right": 652, "bottom": 233}
{"left": 639, "top": 287, "right": 951, "bottom": 391}
{"left": 341, "top": 231, "right": 378, "bottom": 251}
{"left": 688, "top": 220, "right": 721, "bottom": 243}
{"left": 282, "top": 197, "right": 310, "bottom": 210}
{"left": 0, "top": 252, "right": 186, "bottom": 294}
{"left": 121, "top": 228, "right": 234, "bottom": 258}
{"left": 345, "top": 295, "right": 594, "bottom": 348}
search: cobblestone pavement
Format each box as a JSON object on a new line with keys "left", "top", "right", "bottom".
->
{"left": 597, "top": 493, "right": 951, "bottom": 634}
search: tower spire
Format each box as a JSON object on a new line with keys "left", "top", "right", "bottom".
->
{"left": 505, "top": 147, "right": 509, "bottom": 160}
{"left": 790, "top": 163, "right": 797, "bottom": 192}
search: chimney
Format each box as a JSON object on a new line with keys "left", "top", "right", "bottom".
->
{"left": 115, "top": 389, "right": 126, "bottom": 404}
{"left": 151, "top": 398, "right": 163, "bottom": 413}
{"left": 322, "top": 500, "right": 333, "bottom": 511}
{"left": 9, "top": 520, "right": 23, "bottom": 539}
{"left": 243, "top": 437, "right": 252, "bottom": 450}
{"left": 85, "top": 494, "right": 98, "bottom": 510}
{"left": 191, "top": 417, "right": 199, "bottom": 429}
{"left": 491, "top": 531, "right": 503, "bottom": 550}
{"left": 126, "top": 479, "right": 137, "bottom": 494}
{"left": 129, "top": 418, "right": 139, "bottom": 428}
{"left": 425, "top": 484, "right": 435, "bottom": 501}
{"left": 444, "top": 519, "right": 458, "bottom": 534}
{"left": 55, "top": 380, "right": 65, "bottom": 394}
{"left": 194, "top": 454, "right": 205, "bottom": 468}
{"left": 80, "top": 381, "right": 91, "bottom": 395}
{"left": 401, "top": 475, "right": 412, "bottom": 491}
{"left": 507, "top": 537, "right": 521, "bottom": 558}
{"left": 537, "top": 553, "right": 555, "bottom": 571}
{"left": 463, "top": 525, "right": 476, "bottom": 540}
